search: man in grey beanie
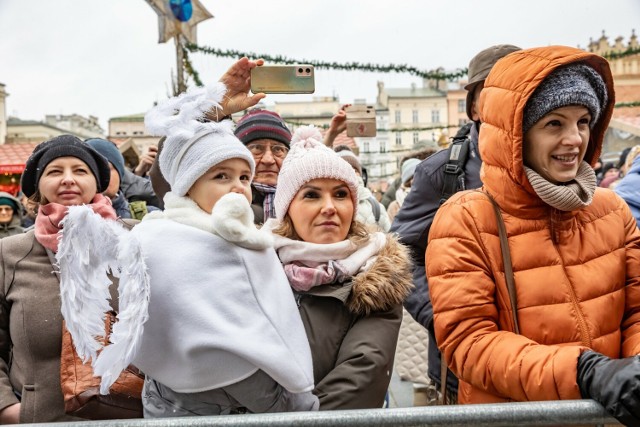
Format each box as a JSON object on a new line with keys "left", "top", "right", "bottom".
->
{"left": 390, "top": 44, "right": 521, "bottom": 404}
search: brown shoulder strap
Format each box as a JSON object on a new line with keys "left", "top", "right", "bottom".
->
{"left": 483, "top": 192, "right": 520, "bottom": 335}
{"left": 439, "top": 357, "right": 448, "bottom": 405}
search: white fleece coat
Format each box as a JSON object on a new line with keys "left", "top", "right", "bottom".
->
{"left": 131, "top": 193, "right": 314, "bottom": 394}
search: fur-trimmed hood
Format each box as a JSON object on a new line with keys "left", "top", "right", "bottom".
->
{"left": 347, "top": 234, "right": 412, "bottom": 315}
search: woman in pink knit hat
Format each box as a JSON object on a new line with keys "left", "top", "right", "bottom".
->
{"left": 263, "top": 125, "right": 413, "bottom": 410}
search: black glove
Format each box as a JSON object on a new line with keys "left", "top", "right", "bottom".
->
{"left": 577, "top": 350, "right": 640, "bottom": 426}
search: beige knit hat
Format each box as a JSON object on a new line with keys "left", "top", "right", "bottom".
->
{"left": 274, "top": 125, "right": 359, "bottom": 220}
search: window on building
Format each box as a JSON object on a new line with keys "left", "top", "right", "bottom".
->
{"left": 431, "top": 110, "right": 440, "bottom": 123}
{"left": 395, "top": 110, "right": 401, "bottom": 123}
{"left": 363, "top": 142, "right": 370, "bottom": 153}
{"left": 412, "top": 110, "right": 418, "bottom": 123}
{"left": 458, "top": 99, "right": 466, "bottom": 113}
{"left": 395, "top": 132, "right": 402, "bottom": 145}
{"left": 380, "top": 141, "right": 386, "bottom": 153}
{"left": 413, "top": 132, "right": 419, "bottom": 144}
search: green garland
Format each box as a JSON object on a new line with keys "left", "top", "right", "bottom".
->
{"left": 186, "top": 43, "right": 467, "bottom": 81}
{"left": 615, "top": 101, "right": 640, "bottom": 108}
{"left": 602, "top": 46, "right": 640, "bottom": 60}
{"left": 281, "top": 118, "right": 462, "bottom": 133}
{"left": 182, "top": 47, "right": 204, "bottom": 87}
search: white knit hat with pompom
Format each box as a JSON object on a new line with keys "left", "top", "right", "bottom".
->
{"left": 145, "top": 82, "right": 255, "bottom": 197}
{"left": 274, "top": 125, "right": 359, "bottom": 220}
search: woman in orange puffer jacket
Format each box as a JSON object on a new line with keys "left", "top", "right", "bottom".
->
{"left": 427, "top": 46, "right": 640, "bottom": 425}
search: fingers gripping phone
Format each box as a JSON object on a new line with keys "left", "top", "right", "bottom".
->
{"left": 251, "top": 65, "right": 315, "bottom": 94}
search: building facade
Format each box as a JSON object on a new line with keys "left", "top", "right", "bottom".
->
{"left": 44, "top": 114, "right": 104, "bottom": 139}
{"left": 273, "top": 97, "right": 340, "bottom": 131}
{"left": 588, "top": 30, "right": 640, "bottom": 157}
{"left": 108, "top": 113, "right": 161, "bottom": 161}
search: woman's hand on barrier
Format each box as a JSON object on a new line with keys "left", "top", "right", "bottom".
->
{"left": 577, "top": 350, "right": 640, "bottom": 426}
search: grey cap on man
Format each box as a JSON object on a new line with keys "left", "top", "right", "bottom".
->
{"left": 465, "top": 44, "right": 521, "bottom": 120}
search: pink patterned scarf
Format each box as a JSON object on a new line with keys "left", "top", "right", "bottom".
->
{"left": 265, "top": 223, "right": 387, "bottom": 292}
{"left": 34, "top": 194, "right": 117, "bottom": 252}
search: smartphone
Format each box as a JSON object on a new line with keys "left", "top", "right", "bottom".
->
{"left": 346, "top": 105, "right": 377, "bottom": 137}
{"left": 251, "top": 65, "right": 315, "bottom": 94}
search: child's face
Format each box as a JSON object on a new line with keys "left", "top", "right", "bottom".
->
{"left": 187, "top": 158, "right": 252, "bottom": 214}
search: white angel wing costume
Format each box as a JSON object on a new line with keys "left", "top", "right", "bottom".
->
{"left": 57, "top": 206, "right": 150, "bottom": 394}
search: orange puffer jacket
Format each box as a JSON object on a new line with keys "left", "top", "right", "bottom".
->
{"left": 426, "top": 46, "right": 640, "bottom": 404}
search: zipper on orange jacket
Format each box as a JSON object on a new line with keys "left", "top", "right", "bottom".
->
{"left": 550, "top": 209, "right": 592, "bottom": 348}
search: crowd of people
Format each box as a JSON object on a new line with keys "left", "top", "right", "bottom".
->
{"left": 0, "top": 44, "right": 639, "bottom": 426}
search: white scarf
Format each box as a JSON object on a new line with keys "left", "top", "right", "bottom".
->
{"left": 147, "top": 192, "right": 272, "bottom": 250}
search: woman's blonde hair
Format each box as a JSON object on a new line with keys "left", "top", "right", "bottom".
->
{"left": 28, "top": 190, "right": 48, "bottom": 207}
{"left": 271, "top": 214, "right": 371, "bottom": 245}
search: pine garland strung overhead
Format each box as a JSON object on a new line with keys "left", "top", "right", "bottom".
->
{"left": 602, "top": 47, "right": 640, "bottom": 60}
{"left": 182, "top": 47, "right": 204, "bottom": 87}
{"left": 185, "top": 43, "right": 467, "bottom": 81}
{"left": 182, "top": 43, "right": 640, "bottom": 110}
{"left": 281, "top": 118, "right": 462, "bottom": 133}
{"left": 615, "top": 101, "right": 640, "bottom": 108}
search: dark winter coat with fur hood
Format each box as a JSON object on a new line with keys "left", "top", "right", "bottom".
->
{"left": 294, "top": 234, "right": 413, "bottom": 410}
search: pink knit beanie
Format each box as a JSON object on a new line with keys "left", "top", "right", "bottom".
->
{"left": 274, "top": 125, "right": 359, "bottom": 220}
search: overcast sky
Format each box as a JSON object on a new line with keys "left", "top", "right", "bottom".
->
{"left": 1, "top": 0, "right": 639, "bottom": 131}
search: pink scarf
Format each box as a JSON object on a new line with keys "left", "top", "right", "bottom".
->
{"left": 284, "top": 260, "right": 351, "bottom": 292}
{"left": 264, "top": 221, "right": 387, "bottom": 292}
{"left": 34, "top": 194, "right": 117, "bottom": 252}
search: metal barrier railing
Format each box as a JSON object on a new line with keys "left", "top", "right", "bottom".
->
{"left": 21, "top": 400, "right": 620, "bottom": 427}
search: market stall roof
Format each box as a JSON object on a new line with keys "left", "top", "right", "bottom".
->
{"left": 0, "top": 142, "right": 39, "bottom": 171}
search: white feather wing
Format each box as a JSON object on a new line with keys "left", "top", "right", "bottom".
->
{"left": 57, "top": 206, "right": 118, "bottom": 363}
{"left": 57, "top": 206, "right": 150, "bottom": 394}
{"left": 93, "top": 220, "right": 150, "bottom": 394}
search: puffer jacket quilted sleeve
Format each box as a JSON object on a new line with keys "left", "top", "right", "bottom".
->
{"left": 426, "top": 46, "right": 640, "bottom": 404}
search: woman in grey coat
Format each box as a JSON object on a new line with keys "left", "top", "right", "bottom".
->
{"left": 0, "top": 135, "right": 117, "bottom": 423}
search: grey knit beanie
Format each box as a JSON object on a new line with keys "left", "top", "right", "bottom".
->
{"left": 523, "top": 63, "right": 608, "bottom": 134}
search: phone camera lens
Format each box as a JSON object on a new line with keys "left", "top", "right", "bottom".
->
{"left": 298, "top": 68, "right": 303, "bottom": 73}
{"left": 305, "top": 68, "right": 311, "bottom": 74}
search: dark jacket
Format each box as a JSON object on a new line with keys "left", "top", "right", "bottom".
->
{"left": 111, "top": 191, "right": 132, "bottom": 219}
{"left": 0, "top": 216, "right": 22, "bottom": 240}
{"left": 121, "top": 169, "right": 160, "bottom": 209}
{"left": 250, "top": 187, "right": 266, "bottom": 225}
{"left": 296, "top": 235, "right": 412, "bottom": 410}
{"left": 389, "top": 122, "right": 482, "bottom": 391}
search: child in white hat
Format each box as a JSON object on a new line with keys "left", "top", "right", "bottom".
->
{"left": 59, "top": 83, "right": 317, "bottom": 417}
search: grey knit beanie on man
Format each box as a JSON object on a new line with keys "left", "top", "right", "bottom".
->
{"left": 523, "top": 63, "right": 608, "bottom": 134}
